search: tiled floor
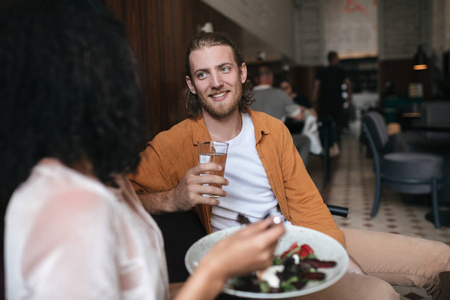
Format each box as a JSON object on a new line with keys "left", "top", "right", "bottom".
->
{"left": 306, "top": 121, "right": 450, "bottom": 300}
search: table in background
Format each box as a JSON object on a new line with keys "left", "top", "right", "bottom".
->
{"left": 412, "top": 122, "right": 450, "bottom": 227}
{"left": 413, "top": 123, "right": 450, "bottom": 132}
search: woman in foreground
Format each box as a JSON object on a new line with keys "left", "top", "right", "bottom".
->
{"left": 0, "top": 1, "right": 285, "bottom": 299}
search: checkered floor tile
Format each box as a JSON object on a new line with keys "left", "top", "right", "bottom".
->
{"left": 306, "top": 121, "right": 450, "bottom": 300}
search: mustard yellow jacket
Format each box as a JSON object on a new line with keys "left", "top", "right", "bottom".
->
{"left": 130, "top": 108, "right": 345, "bottom": 247}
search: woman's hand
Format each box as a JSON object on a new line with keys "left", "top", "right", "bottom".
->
{"left": 174, "top": 217, "right": 285, "bottom": 300}
{"left": 202, "top": 217, "right": 286, "bottom": 280}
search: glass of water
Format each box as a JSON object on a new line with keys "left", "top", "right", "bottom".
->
{"left": 197, "top": 141, "right": 229, "bottom": 198}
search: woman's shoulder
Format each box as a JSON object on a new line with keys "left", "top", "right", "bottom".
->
{"left": 9, "top": 159, "right": 115, "bottom": 220}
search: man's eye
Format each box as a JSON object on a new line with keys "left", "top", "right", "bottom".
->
{"left": 197, "top": 72, "right": 206, "bottom": 79}
{"left": 221, "top": 67, "right": 230, "bottom": 72}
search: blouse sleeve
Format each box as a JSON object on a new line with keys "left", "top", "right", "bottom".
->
{"left": 21, "top": 189, "right": 121, "bottom": 300}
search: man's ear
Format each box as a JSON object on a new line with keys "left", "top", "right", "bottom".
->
{"left": 185, "top": 76, "right": 196, "bottom": 94}
{"left": 240, "top": 63, "right": 248, "bottom": 84}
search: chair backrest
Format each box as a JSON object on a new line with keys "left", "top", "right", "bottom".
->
{"left": 362, "top": 111, "right": 389, "bottom": 151}
{"left": 420, "top": 100, "right": 450, "bottom": 140}
{"left": 421, "top": 101, "right": 450, "bottom": 125}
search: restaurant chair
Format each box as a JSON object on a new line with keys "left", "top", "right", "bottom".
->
{"left": 317, "top": 117, "right": 333, "bottom": 188}
{"left": 285, "top": 117, "right": 330, "bottom": 187}
{"left": 362, "top": 111, "right": 445, "bottom": 228}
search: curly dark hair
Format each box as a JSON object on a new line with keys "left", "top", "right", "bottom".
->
{"left": 0, "top": 0, "right": 144, "bottom": 201}
{"left": 184, "top": 32, "right": 254, "bottom": 118}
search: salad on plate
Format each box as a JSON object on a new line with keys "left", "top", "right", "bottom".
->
{"left": 230, "top": 242, "right": 337, "bottom": 293}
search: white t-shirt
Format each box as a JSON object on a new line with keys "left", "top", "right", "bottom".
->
{"left": 5, "top": 158, "right": 169, "bottom": 300}
{"left": 210, "top": 113, "right": 278, "bottom": 231}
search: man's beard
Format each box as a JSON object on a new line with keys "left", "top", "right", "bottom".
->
{"left": 199, "top": 86, "right": 242, "bottom": 119}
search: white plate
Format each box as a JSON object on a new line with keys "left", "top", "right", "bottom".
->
{"left": 185, "top": 224, "right": 348, "bottom": 299}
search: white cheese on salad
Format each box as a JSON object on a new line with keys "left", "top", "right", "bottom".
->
{"left": 256, "top": 265, "right": 285, "bottom": 288}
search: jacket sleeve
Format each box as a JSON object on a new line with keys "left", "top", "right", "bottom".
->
{"left": 128, "top": 127, "right": 197, "bottom": 194}
{"left": 128, "top": 139, "right": 175, "bottom": 194}
{"left": 276, "top": 123, "right": 346, "bottom": 247}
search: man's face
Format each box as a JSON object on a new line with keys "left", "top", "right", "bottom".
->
{"left": 186, "top": 45, "right": 247, "bottom": 119}
{"left": 280, "top": 81, "right": 292, "bottom": 96}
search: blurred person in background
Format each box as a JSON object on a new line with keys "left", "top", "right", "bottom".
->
{"left": 252, "top": 65, "right": 312, "bottom": 165}
{"left": 278, "top": 78, "right": 323, "bottom": 156}
{"left": 312, "top": 51, "right": 352, "bottom": 146}
{"left": 279, "top": 78, "right": 312, "bottom": 110}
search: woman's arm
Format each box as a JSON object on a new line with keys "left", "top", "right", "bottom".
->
{"left": 173, "top": 218, "right": 285, "bottom": 300}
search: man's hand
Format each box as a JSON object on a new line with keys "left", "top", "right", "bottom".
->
{"left": 138, "top": 162, "right": 228, "bottom": 214}
{"left": 170, "top": 162, "right": 229, "bottom": 211}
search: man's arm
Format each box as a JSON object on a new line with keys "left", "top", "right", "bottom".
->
{"left": 274, "top": 122, "right": 345, "bottom": 246}
{"left": 291, "top": 105, "right": 304, "bottom": 121}
{"left": 311, "top": 79, "right": 320, "bottom": 112}
{"left": 280, "top": 91, "right": 304, "bottom": 121}
{"left": 134, "top": 162, "right": 228, "bottom": 214}
{"left": 138, "top": 190, "right": 179, "bottom": 215}
{"left": 345, "top": 77, "right": 352, "bottom": 105}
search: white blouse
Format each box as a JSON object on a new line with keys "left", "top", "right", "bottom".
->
{"left": 4, "top": 159, "right": 169, "bottom": 300}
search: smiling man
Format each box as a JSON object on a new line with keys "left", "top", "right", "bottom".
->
{"left": 130, "top": 32, "right": 332, "bottom": 237}
{"left": 185, "top": 45, "right": 244, "bottom": 121}
{"left": 129, "top": 32, "right": 450, "bottom": 299}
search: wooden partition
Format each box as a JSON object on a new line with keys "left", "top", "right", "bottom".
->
{"left": 106, "top": 0, "right": 197, "bottom": 146}
{"left": 379, "top": 59, "right": 432, "bottom": 107}
{"left": 289, "top": 66, "right": 321, "bottom": 101}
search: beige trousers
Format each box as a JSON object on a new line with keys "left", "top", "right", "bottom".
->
{"left": 297, "top": 229, "right": 450, "bottom": 300}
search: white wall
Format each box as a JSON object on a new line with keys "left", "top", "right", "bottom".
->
{"left": 295, "top": 0, "right": 377, "bottom": 65}
{"left": 378, "top": 0, "right": 432, "bottom": 61}
{"left": 294, "top": 0, "right": 323, "bottom": 64}
{"left": 446, "top": 0, "right": 450, "bottom": 50}
{"left": 201, "top": 0, "right": 295, "bottom": 60}
{"left": 323, "top": 0, "right": 378, "bottom": 60}
{"left": 201, "top": 0, "right": 448, "bottom": 67}
{"left": 432, "top": 0, "right": 450, "bottom": 69}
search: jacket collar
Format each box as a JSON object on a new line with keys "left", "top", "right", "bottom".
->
{"left": 190, "top": 116, "right": 211, "bottom": 147}
{"left": 247, "top": 107, "right": 270, "bottom": 143}
{"left": 190, "top": 107, "right": 271, "bottom": 145}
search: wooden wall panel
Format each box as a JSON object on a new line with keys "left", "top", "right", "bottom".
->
{"left": 379, "top": 59, "right": 432, "bottom": 106}
{"left": 106, "top": 0, "right": 198, "bottom": 144}
{"left": 290, "top": 66, "right": 321, "bottom": 101}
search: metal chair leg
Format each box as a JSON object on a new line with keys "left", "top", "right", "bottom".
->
{"left": 432, "top": 177, "right": 441, "bottom": 229}
{"left": 371, "top": 173, "right": 382, "bottom": 217}
{"left": 321, "top": 122, "right": 330, "bottom": 188}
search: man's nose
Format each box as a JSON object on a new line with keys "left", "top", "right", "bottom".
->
{"left": 210, "top": 72, "right": 224, "bottom": 88}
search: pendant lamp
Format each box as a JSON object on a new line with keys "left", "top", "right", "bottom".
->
{"left": 413, "top": 45, "right": 428, "bottom": 70}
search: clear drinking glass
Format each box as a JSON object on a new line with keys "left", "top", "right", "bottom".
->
{"left": 197, "top": 141, "right": 229, "bottom": 198}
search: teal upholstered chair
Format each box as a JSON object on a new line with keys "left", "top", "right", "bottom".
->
{"left": 362, "top": 111, "right": 444, "bottom": 228}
